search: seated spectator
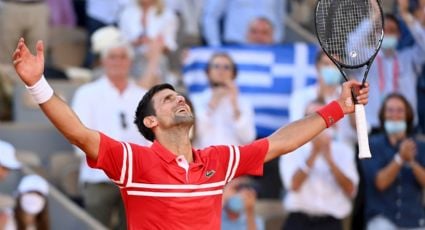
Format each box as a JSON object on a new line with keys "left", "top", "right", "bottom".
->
{"left": 0, "top": 174, "right": 49, "bottom": 230}
{"left": 190, "top": 52, "right": 256, "bottom": 148}
{"left": 279, "top": 100, "right": 358, "bottom": 230}
{"left": 10, "top": 174, "right": 50, "bottom": 230}
{"left": 118, "top": 0, "right": 178, "bottom": 80}
{"left": 246, "top": 17, "right": 275, "bottom": 45}
{"left": 361, "top": 93, "right": 425, "bottom": 230}
{"left": 221, "top": 177, "right": 264, "bottom": 230}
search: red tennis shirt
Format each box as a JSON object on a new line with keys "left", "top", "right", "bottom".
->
{"left": 88, "top": 133, "right": 269, "bottom": 230}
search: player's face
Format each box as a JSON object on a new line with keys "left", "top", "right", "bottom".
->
{"left": 208, "top": 56, "right": 235, "bottom": 87}
{"left": 102, "top": 47, "right": 131, "bottom": 80}
{"left": 384, "top": 97, "right": 406, "bottom": 122}
{"left": 151, "top": 89, "right": 194, "bottom": 128}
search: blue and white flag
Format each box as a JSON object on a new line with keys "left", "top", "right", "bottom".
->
{"left": 183, "top": 43, "right": 319, "bottom": 138}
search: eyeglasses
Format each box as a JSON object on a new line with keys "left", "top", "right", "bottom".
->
{"left": 210, "top": 63, "right": 233, "bottom": 71}
{"left": 120, "top": 112, "right": 128, "bottom": 129}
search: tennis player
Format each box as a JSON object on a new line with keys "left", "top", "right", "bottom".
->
{"left": 12, "top": 38, "right": 369, "bottom": 229}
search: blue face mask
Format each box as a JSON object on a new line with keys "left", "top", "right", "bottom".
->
{"left": 381, "top": 36, "right": 398, "bottom": 50}
{"left": 226, "top": 195, "right": 244, "bottom": 213}
{"left": 320, "top": 67, "right": 342, "bottom": 85}
{"left": 384, "top": 120, "right": 406, "bottom": 134}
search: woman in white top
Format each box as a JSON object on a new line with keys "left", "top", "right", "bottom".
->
{"left": 4, "top": 175, "right": 50, "bottom": 230}
{"left": 118, "top": 0, "right": 179, "bottom": 80}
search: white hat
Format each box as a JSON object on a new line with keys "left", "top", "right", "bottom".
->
{"left": 91, "top": 26, "right": 134, "bottom": 60}
{"left": 0, "top": 140, "right": 21, "bottom": 170}
{"left": 18, "top": 175, "right": 49, "bottom": 196}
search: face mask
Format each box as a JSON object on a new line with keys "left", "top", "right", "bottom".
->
{"left": 20, "top": 193, "right": 45, "bottom": 215}
{"left": 226, "top": 195, "right": 244, "bottom": 213}
{"left": 384, "top": 120, "right": 406, "bottom": 134}
{"left": 381, "top": 36, "right": 398, "bottom": 50}
{"left": 320, "top": 67, "right": 342, "bottom": 85}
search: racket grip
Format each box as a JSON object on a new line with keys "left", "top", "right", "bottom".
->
{"left": 355, "top": 104, "right": 372, "bottom": 158}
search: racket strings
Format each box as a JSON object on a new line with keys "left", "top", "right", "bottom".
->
{"left": 316, "top": 0, "right": 383, "bottom": 67}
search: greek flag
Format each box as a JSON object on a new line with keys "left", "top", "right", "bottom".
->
{"left": 183, "top": 43, "right": 319, "bottom": 138}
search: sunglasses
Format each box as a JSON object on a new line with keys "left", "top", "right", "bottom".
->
{"left": 120, "top": 112, "right": 128, "bottom": 129}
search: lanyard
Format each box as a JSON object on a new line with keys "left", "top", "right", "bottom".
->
{"left": 376, "top": 54, "right": 400, "bottom": 93}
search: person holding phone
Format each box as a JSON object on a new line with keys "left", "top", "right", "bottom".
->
{"left": 190, "top": 52, "right": 256, "bottom": 149}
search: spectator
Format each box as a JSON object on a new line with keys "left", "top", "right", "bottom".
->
{"left": 202, "top": 0, "right": 286, "bottom": 46}
{"left": 190, "top": 52, "right": 256, "bottom": 148}
{"left": 289, "top": 51, "right": 356, "bottom": 144}
{"left": 361, "top": 93, "right": 425, "bottom": 230}
{"left": 118, "top": 0, "right": 178, "bottom": 79}
{"left": 13, "top": 174, "right": 50, "bottom": 230}
{"left": 83, "top": 0, "right": 131, "bottom": 67}
{"left": 0, "top": 0, "right": 49, "bottom": 65}
{"left": 72, "top": 26, "right": 150, "bottom": 229}
{"left": 280, "top": 101, "right": 359, "bottom": 230}
{"left": 348, "top": 0, "right": 425, "bottom": 132}
{"left": 246, "top": 17, "right": 275, "bottom": 45}
{"left": 221, "top": 177, "right": 264, "bottom": 230}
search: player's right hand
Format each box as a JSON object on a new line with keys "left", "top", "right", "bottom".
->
{"left": 12, "top": 37, "right": 45, "bottom": 86}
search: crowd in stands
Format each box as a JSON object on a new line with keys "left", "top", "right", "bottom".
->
{"left": 1, "top": 0, "right": 425, "bottom": 229}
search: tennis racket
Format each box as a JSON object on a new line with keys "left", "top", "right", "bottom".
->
{"left": 315, "top": 0, "right": 384, "bottom": 158}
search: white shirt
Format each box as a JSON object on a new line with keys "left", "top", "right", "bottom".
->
{"left": 191, "top": 89, "right": 256, "bottom": 148}
{"left": 349, "top": 20, "right": 425, "bottom": 128}
{"left": 118, "top": 3, "right": 178, "bottom": 52}
{"left": 289, "top": 85, "right": 356, "bottom": 144}
{"left": 72, "top": 77, "right": 150, "bottom": 184}
{"left": 279, "top": 141, "right": 359, "bottom": 219}
{"left": 86, "top": 0, "right": 130, "bottom": 24}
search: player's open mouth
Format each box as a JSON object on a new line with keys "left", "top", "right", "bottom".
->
{"left": 177, "top": 107, "right": 188, "bottom": 113}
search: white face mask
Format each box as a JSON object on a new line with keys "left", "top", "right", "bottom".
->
{"left": 20, "top": 193, "right": 46, "bottom": 215}
{"left": 381, "top": 35, "right": 398, "bottom": 50}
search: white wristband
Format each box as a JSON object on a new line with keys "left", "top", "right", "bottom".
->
{"left": 25, "top": 75, "right": 54, "bottom": 104}
{"left": 394, "top": 153, "right": 403, "bottom": 166}
{"left": 300, "top": 162, "right": 311, "bottom": 174}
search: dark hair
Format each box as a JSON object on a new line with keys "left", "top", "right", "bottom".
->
{"left": 378, "top": 93, "right": 414, "bottom": 134}
{"left": 15, "top": 192, "right": 49, "bottom": 230}
{"left": 205, "top": 52, "right": 238, "bottom": 79}
{"left": 134, "top": 83, "right": 175, "bottom": 141}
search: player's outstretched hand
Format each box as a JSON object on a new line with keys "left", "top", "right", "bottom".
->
{"left": 337, "top": 80, "right": 369, "bottom": 114}
{"left": 12, "top": 38, "right": 45, "bottom": 86}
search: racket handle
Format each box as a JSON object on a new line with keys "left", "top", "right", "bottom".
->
{"left": 355, "top": 104, "right": 372, "bottom": 159}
